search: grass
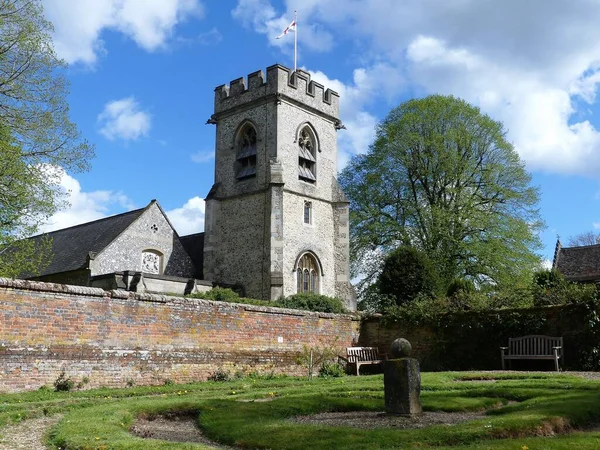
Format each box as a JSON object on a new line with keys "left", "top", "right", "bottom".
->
{"left": 2, "top": 372, "right": 600, "bottom": 449}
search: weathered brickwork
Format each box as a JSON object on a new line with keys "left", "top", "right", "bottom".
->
{"left": 204, "top": 64, "right": 354, "bottom": 307}
{"left": 0, "top": 278, "right": 359, "bottom": 393}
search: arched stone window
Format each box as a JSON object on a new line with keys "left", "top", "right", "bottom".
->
{"left": 298, "top": 126, "right": 317, "bottom": 182}
{"left": 296, "top": 252, "right": 320, "bottom": 294}
{"left": 236, "top": 123, "right": 257, "bottom": 179}
{"left": 141, "top": 250, "right": 163, "bottom": 274}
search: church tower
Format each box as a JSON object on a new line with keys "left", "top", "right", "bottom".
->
{"left": 203, "top": 65, "right": 355, "bottom": 310}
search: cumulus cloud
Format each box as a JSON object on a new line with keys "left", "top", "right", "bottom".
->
{"left": 98, "top": 97, "right": 151, "bottom": 142}
{"left": 309, "top": 64, "right": 404, "bottom": 167}
{"left": 43, "top": 0, "right": 204, "bottom": 65}
{"left": 236, "top": 0, "right": 600, "bottom": 177}
{"left": 166, "top": 196, "right": 205, "bottom": 236}
{"left": 39, "top": 167, "right": 135, "bottom": 233}
{"left": 38, "top": 168, "right": 204, "bottom": 237}
{"left": 231, "top": 0, "right": 334, "bottom": 53}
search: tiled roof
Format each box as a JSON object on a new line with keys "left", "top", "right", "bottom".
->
{"left": 24, "top": 207, "right": 146, "bottom": 277}
{"left": 554, "top": 243, "right": 600, "bottom": 282}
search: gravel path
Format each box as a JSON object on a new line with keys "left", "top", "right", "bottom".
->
{"left": 0, "top": 415, "right": 62, "bottom": 450}
{"left": 131, "top": 415, "right": 235, "bottom": 449}
{"left": 292, "top": 410, "right": 491, "bottom": 429}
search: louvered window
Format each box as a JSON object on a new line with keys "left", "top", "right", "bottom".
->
{"left": 236, "top": 124, "right": 257, "bottom": 179}
{"left": 298, "top": 127, "right": 316, "bottom": 182}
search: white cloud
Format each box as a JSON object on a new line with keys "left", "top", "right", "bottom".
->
{"left": 231, "top": 0, "right": 334, "bottom": 54}
{"left": 98, "top": 97, "right": 151, "bottom": 142}
{"left": 43, "top": 0, "right": 204, "bottom": 65}
{"left": 237, "top": 0, "right": 600, "bottom": 177}
{"left": 191, "top": 150, "right": 214, "bottom": 163}
{"left": 308, "top": 64, "right": 404, "bottom": 167}
{"left": 37, "top": 168, "right": 204, "bottom": 237}
{"left": 39, "top": 167, "right": 135, "bottom": 233}
{"left": 166, "top": 197, "right": 205, "bottom": 236}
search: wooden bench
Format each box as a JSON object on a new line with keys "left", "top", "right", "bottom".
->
{"left": 500, "top": 335, "right": 563, "bottom": 371}
{"left": 339, "top": 347, "right": 387, "bottom": 376}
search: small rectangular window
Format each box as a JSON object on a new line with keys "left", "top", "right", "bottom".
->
{"left": 304, "top": 201, "right": 312, "bottom": 224}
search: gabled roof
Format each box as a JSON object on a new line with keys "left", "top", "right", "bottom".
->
{"left": 25, "top": 206, "right": 147, "bottom": 277}
{"left": 554, "top": 242, "right": 600, "bottom": 282}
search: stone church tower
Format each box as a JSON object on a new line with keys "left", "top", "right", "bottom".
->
{"left": 203, "top": 64, "right": 355, "bottom": 310}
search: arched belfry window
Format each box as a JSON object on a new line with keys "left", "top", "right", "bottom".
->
{"left": 298, "top": 126, "right": 317, "bottom": 182}
{"left": 296, "top": 253, "right": 320, "bottom": 294}
{"left": 141, "top": 250, "right": 163, "bottom": 274}
{"left": 236, "top": 123, "right": 257, "bottom": 179}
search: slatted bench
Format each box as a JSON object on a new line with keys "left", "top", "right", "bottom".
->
{"left": 339, "top": 347, "right": 387, "bottom": 376}
{"left": 500, "top": 335, "right": 563, "bottom": 372}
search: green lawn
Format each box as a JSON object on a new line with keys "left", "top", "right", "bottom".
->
{"left": 2, "top": 372, "right": 600, "bottom": 449}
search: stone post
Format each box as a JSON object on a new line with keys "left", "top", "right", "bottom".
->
{"left": 384, "top": 338, "right": 422, "bottom": 416}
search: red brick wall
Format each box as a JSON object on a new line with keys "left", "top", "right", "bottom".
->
{"left": 0, "top": 279, "right": 359, "bottom": 392}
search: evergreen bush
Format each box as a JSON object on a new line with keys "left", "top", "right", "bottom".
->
{"left": 275, "top": 293, "right": 347, "bottom": 314}
{"left": 377, "top": 246, "right": 440, "bottom": 305}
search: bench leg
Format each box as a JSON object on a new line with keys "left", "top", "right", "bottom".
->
{"left": 501, "top": 356, "right": 505, "bottom": 370}
{"left": 356, "top": 363, "right": 360, "bottom": 376}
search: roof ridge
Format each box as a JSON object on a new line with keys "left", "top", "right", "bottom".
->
{"left": 30, "top": 206, "right": 145, "bottom": 239}
{"left": 563, "top": 243, "right": 600, "bottom": 250}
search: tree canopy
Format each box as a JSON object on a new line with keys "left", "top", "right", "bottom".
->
{"left": 567, "top": 231, "right": 600, "bottom": 247}
{"left": 340, "top": 95, "right": 543, "bottom": 293}
{"left": 0, "top": 0, "right": 93, "bottom": 276}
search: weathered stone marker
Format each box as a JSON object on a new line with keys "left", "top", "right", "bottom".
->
{"left": 384, "top": 338, "right": 422, "bottom": 416}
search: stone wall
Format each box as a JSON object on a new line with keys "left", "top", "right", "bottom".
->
{"left": 0, "top": 278, "right": 359, "bottom": 393}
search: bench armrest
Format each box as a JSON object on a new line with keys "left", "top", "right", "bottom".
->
{"left": 500, "top": 347, "right": 508, "bottom": 350}
{"left": 552, "top": 346, "right": 562, "bottom": 349}
{"left": 379, "top": 353, "right": 388, "bottom": 360}
{"left": 338, "top": 355, "right": 348, "bottom": 364}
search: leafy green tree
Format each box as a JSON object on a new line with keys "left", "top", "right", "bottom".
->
{"left": 0, "top": 0, "right": 93, "bottom": 277}
{"left": 340, "top": 95, "right": 543, "bottom": 293}
{"left": 0, "top": 124, "right": 53, "bottom": 277}
{"left": 377, "top": 246, "right": 439, "bottom": 306}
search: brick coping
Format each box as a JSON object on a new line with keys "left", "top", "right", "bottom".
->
{"left": 0, "top": 277, "right": 359, "bottom": 321}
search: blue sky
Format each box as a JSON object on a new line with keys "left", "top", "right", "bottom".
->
{"left": 39, "top": 0, "right": 600, "bottom": 265}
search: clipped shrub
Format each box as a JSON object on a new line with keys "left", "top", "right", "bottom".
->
{"left": 377, "top": 246, "right": 440, "bottom": 306}
{"left": 275, "top": 293, "right": 347, "bottom": 313}
{"left": 201, "top": 287, "right": 240, "bottom": 302}
{"left": 53, "top": 371, "right": 74, "bottom": 392}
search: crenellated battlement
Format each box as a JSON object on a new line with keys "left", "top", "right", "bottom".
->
{"left": 214, "top": 64, "right": 339, "bottom": 118}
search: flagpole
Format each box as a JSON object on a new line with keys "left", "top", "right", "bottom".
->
{"left": 294, "top": 10, "right": 297, "bottom": 72}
